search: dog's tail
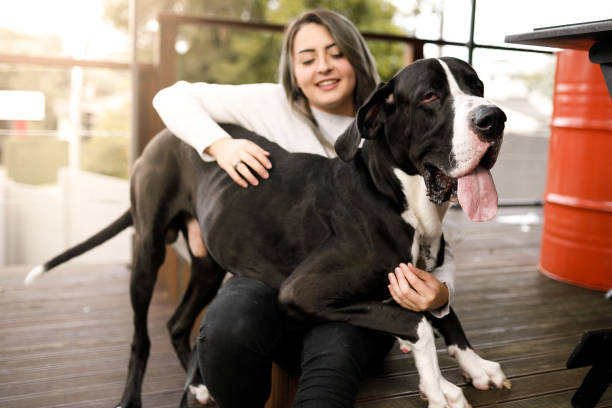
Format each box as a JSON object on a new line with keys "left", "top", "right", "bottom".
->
{"left": 24, "top": 209, "right": 133, "bottom": 286}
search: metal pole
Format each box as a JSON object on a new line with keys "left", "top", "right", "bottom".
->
{"left": 129, "top": 0, "right": 139, "bottom": 168}
{"left": 468, "top": 0, "right": 477, "bottom": 64}
{"left": 439, "top": 0, "right": 445, "bottom": 57}
{"left": 128, "top": 0, "right": 138, "bottom": 263}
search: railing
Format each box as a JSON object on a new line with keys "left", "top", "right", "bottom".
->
{"left": 155, "top": 11, "right": 553, "bottom": 90}
{"left": 0, "top": 7, "right": 555, "bottom": 156}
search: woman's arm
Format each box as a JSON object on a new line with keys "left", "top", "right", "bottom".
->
{"left": 153, "top": 81, "right": 239, "bottom": 159}
{"left": 387, "top": 241, "right": 455, "bottom": 318}
{"left": 153, "top": 81, "right": 290, "bottom": 186}
{"left": 428, "top": 240, "right": 455, "bottom": 317}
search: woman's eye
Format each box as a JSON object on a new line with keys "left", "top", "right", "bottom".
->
{"left": 331, "top": 53, "right": 344, "bottom": 59}
{"left": 301, "top": 59, "right": 314, "bottom": 65}
{"left": 423, "top": 93, "right": 438, "bottom": 103}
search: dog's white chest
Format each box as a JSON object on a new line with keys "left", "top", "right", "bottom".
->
{"left": 393, "top": 169, "right": 447, "bottom": 271}
{"left": 407, "top": 229, "right": 441, "bottom": 272}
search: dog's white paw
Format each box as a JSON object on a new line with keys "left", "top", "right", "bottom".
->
{"left": 448, "top": 345, "right": 511, "bottom": 391}
{"left": 440, "top": 376, "right": 472, "bottom": 408}
{"left": 419, "top": 377, "right": 471, "bottom": 408}
{"left": 396, "top": 337, "right": 412, "bottom": 353}
{"left": 189, "top": 384, "right": 214, "bottom": 405}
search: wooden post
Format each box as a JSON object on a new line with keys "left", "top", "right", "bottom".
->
{"left": 265, "top": 364, "right": 298, "bottom": 408}
{"left": 404, "top": 39, "right": 425, "bottom": 65}
{"left": 136, "top": 64, "right": 164, "bottom": 155}
{"left": 158, "top": 16, "right": 178, "bottom": 90}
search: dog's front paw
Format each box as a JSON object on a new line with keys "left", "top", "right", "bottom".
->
{"left": 440, "top": 376, "right": 472, "bottom": 408}
{"left": 189, "top": 384, "right": 215, "bottom": 405}
{"left": 419, "top": 376, "right": 472, "bottom": 408}
{"left": 448, "top": 345, "right": 511, "bottom": 390}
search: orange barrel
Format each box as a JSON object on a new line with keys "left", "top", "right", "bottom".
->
{"left": 539, "top": 49, "right": 612, "bottom": 291}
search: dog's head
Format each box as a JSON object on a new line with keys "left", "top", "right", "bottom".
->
{"left": 335, "top": 57, "right": 506, "bottom": 222}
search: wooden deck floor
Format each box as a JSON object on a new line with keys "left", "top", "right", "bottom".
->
{"left": 1, "top": 206, "right": 611, "bottom": 407}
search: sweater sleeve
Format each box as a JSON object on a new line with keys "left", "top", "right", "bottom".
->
{"left": 152, "top": 81, "right": 289, "bottom": 161}
{"left": 428, "top": 240, "right": 456, "bottom": 318}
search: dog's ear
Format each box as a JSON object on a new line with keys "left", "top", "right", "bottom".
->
{"left": 335, "top": 81, "right": 395, "bottom": 161}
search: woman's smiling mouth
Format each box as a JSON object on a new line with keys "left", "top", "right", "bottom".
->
{"left": 317, "top": 79, "right": 340, "bottom": 90}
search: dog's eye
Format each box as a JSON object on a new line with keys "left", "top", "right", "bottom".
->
{"left": 422, "top": 92, "right": 438, "bottom": 103}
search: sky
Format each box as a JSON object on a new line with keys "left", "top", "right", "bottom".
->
{"left": 1, "top": 0, "right": 611, "bottom": 59}
{"left": 2, "top": 0, "right": 612, "bottom": 56}
{"left": 0, "top": 0, "right": 127, "bottom": 58}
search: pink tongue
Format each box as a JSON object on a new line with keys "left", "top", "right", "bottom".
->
{"left": 457, "top": 166, "right": 498, "bottom": 222}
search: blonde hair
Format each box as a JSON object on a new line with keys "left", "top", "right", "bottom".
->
{"left": 279, "top": 10, "right": 379, "bottom": 147}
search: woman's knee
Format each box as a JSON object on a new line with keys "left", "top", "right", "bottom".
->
{"left": 301, "top": 322, "right": 394, "bottom": 373}
{"left": 198, "top": 276, "right": 282, "bottom": 357}
{"left": 292, "top": 323, "right": 394, "bottom": 408}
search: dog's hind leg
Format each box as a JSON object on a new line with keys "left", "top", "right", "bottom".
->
{"left": 429, "top": 308, "right": 511, "bottom": 391}
{"left": 169, "top": 255, "right": 224, "bottom": 406}
{"left": 116, "top": 233, "right": 166, "bottom": 408}
{"left": 167, "top": 255, "right": 225, "bottom": 370}
{"left": 167, "top": 216, "right": 224, "bottom": 367}
{"left": 168, "top": 218, "right": 225, "bottom": 406}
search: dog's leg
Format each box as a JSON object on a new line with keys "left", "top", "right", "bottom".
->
{"left": 116, "top": 234, "right": 166, "bottom": 408}
{"left": 279, "top": 262, "right": 471, "bottom": 408}
{"left": 167, "top": 255, "right": 225, "bottom": 406}
{"left": 167, "top": 256, "right": 225, "bottom": 369}
{"left": 407, "top": 318, "right": 457, "bottom": 407}
{"left": 429, "top": 308, "right": 511, "bottom": 391}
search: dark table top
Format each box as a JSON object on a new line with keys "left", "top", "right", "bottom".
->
{"left": 505, "top": 19, "right": 612, "bottom": 50}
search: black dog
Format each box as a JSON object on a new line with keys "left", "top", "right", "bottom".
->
{"left": 26, "top": 57, "right": 510, "bottom": 408}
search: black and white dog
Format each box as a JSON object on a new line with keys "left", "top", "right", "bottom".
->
{"left": 26, "top": 57, "right": 510, "bottom": 408}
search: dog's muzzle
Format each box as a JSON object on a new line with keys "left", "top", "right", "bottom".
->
{"left": 424, "top": 165, "right": 457, "bottom": 205}
{"left": 471, "top": 105, "right": 506, "bottom": 143}
{"left": 423, "top": 138, "right": 502, "bottom": 206}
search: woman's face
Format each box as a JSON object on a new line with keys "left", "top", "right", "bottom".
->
{"left": 292, "top": 23, "right": 356, "bottom": 117}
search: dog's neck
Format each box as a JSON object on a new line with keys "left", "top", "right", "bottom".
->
{"left": 359, "top": 139, "right": 448, "bottom": 233}
{"left": 392, "top": 169, "right": 449, "bottom": 239}
{"left": 359, "top": 141, "right": 449, "bottom": 271}
{"left": 394, "top": 168, "right": 450, "bottom": 271}
{"left": 359, "top": 139, "right": 413, "bottom": 211}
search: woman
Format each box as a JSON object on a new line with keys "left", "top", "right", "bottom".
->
{"left": 153, "top": 9, "right": 454, "bottom": 407}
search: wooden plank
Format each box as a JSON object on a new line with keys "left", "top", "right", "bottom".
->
{"left": 488, "top": 389, "right": 612, "bottom": 408}
{"left": 359, "top": 351, "right": 583, "bottom": 401}
{"left": 2, "top": 206, "right": 612, "bottom": 408}
{"left": 372, "top": 334, "right": 583, "bottom": 378}
{"left": 357, "top": 368, "right": 607, "bottom": 407}
{"left": 0, "top": 264, "right": 185, "bottom": 408}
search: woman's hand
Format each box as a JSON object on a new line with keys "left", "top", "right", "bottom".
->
{"left": 388, "top": 263, "right": 449, "bottom": 312}
{"left": 206, "top": 137, "right": 272, "bottom": 188}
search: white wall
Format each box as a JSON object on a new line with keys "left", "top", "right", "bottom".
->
{"left": 4, "top": 171, "right": 64, "bottom": 265}
{"left": 1, "top": 168, "right": 131, "bottom": 266}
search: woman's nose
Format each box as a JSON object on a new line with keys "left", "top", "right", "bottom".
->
{"left": 316, "top": 55, "right": 332, "bottom": 73}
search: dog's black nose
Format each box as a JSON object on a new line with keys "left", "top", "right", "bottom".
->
{"left": 472, "top": 105, "right": 506, "bottom": 141}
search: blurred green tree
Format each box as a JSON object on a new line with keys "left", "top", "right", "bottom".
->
{"left": 103, "top": 0, "right": 410, "bottom": 83}
{"left": 0, "top": 29, "right": 69, "bottom": 132}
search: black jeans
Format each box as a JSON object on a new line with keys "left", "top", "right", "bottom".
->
{"left": 197, "top": 276, "right": 395, "bottom": 408}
